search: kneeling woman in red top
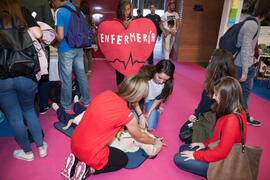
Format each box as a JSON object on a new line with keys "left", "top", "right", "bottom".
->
{"left": 174, "top": 76, "right": 247, "bottom": 177}
{"left": 61, "top": 75, "right": 165, "bottom": 180}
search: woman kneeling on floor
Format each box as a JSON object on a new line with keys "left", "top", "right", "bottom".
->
{"left": 174, "top": 76, "right": 247, "bottom": 177}
{"left": 133, "top": 60, "right": 175, "bottom": 131}
{"left": 61, "top": 75, "right": 166, "bottom": 180}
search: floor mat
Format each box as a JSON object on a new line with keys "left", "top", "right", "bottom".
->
{"left": 54, "top": 122, "right": 74, "bottom": 138}
{"left": 0, "top": 118, "right": 13, "bottom": 137}
{"left": 252, "top": 79, "right": 270, "bottom": 102}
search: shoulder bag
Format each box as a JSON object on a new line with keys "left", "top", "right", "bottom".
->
{"left": 207, "top": 114, "right": 263, "bottom": 180}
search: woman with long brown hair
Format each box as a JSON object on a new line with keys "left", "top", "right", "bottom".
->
{"left": 0, "top": 0, "right": 47, "bottom": 161}
{"left": 133, "top": 60, "right": 175, "bottom": 131}
{"left": 187, "top": 49, "right": 236, "bottom": 123}
{"left": 174, "top": 76, "right": 247, "bottom": 177}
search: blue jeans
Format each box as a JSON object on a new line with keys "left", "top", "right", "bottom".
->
{"left": 174, "top": 144, "right": 209, "bottom": 177}
{"left": 58, "top": 48, "right": 90, "bottom": 110}
{"left": 132, "top": 100, "right": 160, "bottom": 130}
{"left": 145, "top": 100, "right": 160, "bottom": 130}
{"left": 56, "top": 102, "right": 86, "bottom": 128}
{"left": 236, "top": 65, "right": 256, "bottom": 120}
{"left": 0, "top": 77, "right": 43, "bottom": 152}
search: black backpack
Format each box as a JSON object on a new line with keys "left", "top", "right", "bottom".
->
{"left": 179, "top": 120, "right": 193, "bottom": 144}
{"left": 219, "top": 16, "right": 259, "bottom": 56}
{"left": 0, "top": 15, "right": 40, "bottom": 79}
{"left": 60, "top": 5, "right": 91, "bottom": 48}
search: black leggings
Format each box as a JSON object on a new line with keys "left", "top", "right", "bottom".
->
{"left": 94, "top": 146, "right": 128, "bottom": 174}
{"left": 115, "top": 70, "right": 125, "bottom": 86}
{"left": 73, "top": 146, "right": 128, "bottom": 178}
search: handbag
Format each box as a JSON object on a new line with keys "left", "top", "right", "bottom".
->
{"left": 0, "top": 14, "right": 40, "bottom": 79}
{"left": 179, "top": 120, "right": 193, "bottom": 144}
{"left": 192, "top": 111, "right": 217, "bottom": 142}
{"left": 179, "top": 111, "right": 216, "bottom": 144}
{"left": 207, "top": 114, "right": 263, "bottom": 180}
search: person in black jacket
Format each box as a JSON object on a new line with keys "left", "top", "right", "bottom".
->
{"left": 145, "top": 3, "right": 161, "bottom": 65}
{"left": 134, "top": 9, "right": 143, "bottom": 19}
{"left": 115, "top": 0, "right": 133, "bottom": 86}
{"left": 188, "top": 49, "right": 236, "bottom": 122}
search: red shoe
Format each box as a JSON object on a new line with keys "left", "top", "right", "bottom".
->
{"left": 61, "top": 153, "right": 75, "bottom": 180}
{"left": 71, "top": 161, "right": 89, "bottom": 180}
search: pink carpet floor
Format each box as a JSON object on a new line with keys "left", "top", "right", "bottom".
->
{"left": 0, "top": 60, "right": 269, "bottom": 180}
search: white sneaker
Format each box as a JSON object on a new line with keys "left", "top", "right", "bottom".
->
{"left": 39, "top": 141, "right": 48, "bottom": 158}
{"left": 73, "top": 95, "right": 79, "bottom": 103}
{"left": 52, "top": 103, "right": 59, "bottom": 111}
{"left": 13, "top": 149, "right": 34, "bottom": 162}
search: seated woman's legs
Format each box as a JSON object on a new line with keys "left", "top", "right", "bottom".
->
{"left": 131, "top": 102, "right": 144, "bottom": 125}
{"left": 145, "top": 100, "right": 160, "bottom": 130}
{"left": 94, "top": 146, "right": 128, "bottom": 175}
{"left": 174, "top": 144, "right": 209, "bottom": 177}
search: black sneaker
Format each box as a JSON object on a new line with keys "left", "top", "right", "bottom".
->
{"left": 40, "top": 105, "right": 50, "bottom": 114}
{"left": 247, "top": 117, "right": 261, "bottom": 127}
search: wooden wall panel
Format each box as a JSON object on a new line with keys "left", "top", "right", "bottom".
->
{"left": 174, "top": 0, "right": 224, "bottom": 62}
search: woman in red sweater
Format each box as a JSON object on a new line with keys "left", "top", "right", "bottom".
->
{"left": 174, "top": 76, "right": 247, "bottom": 177}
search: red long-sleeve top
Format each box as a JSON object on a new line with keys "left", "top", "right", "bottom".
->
{"left": 193, "top": 111, "right": 247, "bottom": 162}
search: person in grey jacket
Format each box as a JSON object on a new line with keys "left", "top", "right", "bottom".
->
{"left": 235, "top": 0, "right": 270, "bottom": 126}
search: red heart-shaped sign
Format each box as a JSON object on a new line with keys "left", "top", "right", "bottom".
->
{"left": 98, "top": 18, "right": 157, "bottom": 76}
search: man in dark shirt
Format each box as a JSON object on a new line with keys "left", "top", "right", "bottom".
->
{"left": 135, "top": 9, "right": 143, "bottom": 19}
{"left": 145, "top": 4, "right": 161, "bottom": 64}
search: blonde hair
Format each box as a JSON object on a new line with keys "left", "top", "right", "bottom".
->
{"left": 116, "top": 74, "right": 148, "bottom": 103}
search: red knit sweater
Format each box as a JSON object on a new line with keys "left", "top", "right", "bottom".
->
{"left": 193, "top": 111, "right": 247, "bottom": 162}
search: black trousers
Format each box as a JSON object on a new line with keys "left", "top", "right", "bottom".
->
{"left": 94, "top": 146, "right": 128, "bottom": 174}
{"left": 116, "top": 70, "right": 125, "bottom": 86}
{"left": 56, "top": 102, "right": 86, "bottom": 127}
{"left": 72, "top": 146, "right": 128, "bottom": 178}
{"left": 147, "top": 52, "right": 154, "bottom": 65}
{"left": 38, "top": 46, "right": 50, "bottom": 109}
